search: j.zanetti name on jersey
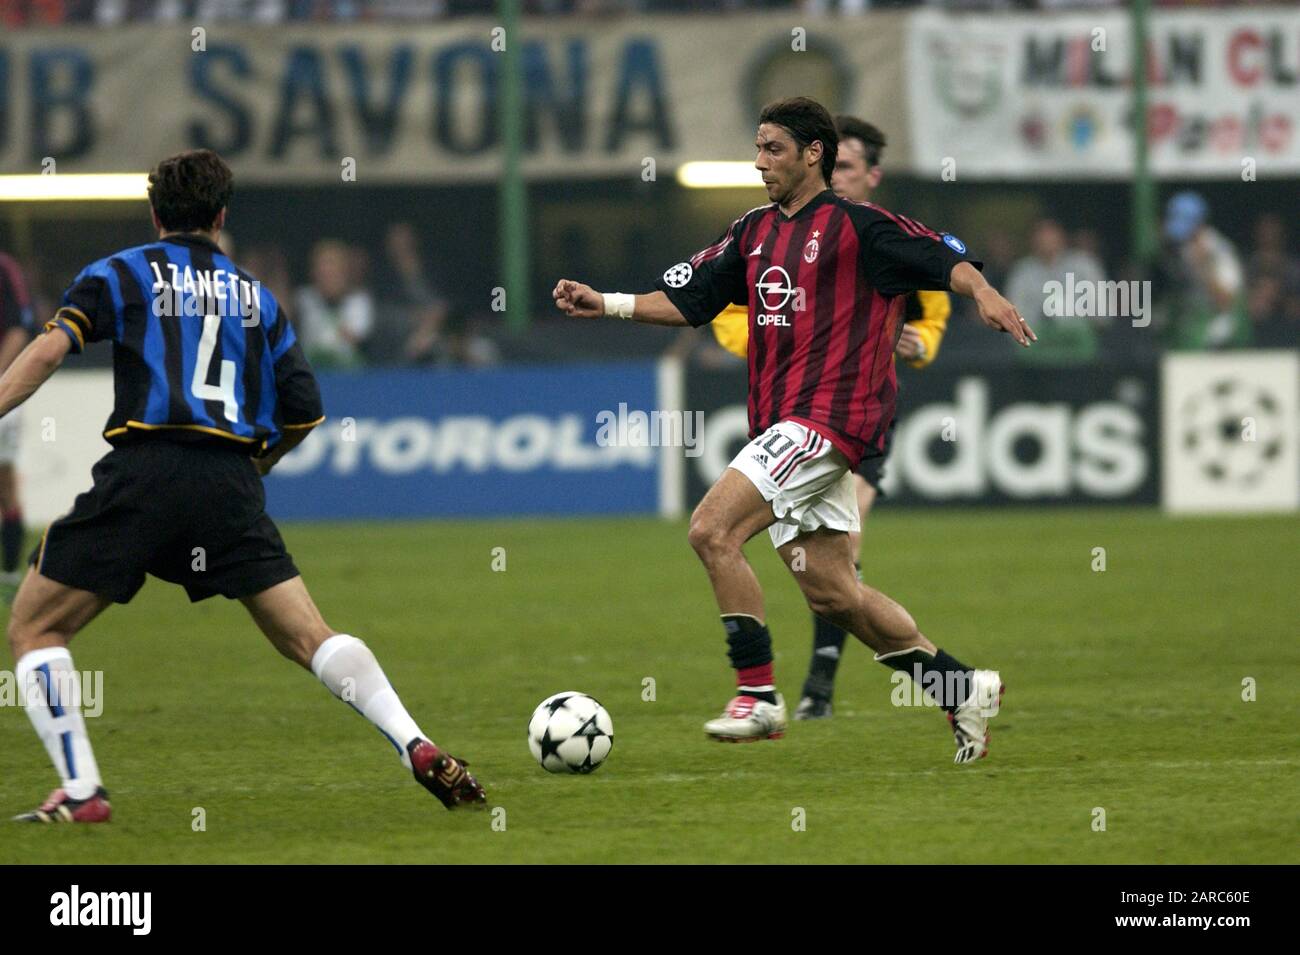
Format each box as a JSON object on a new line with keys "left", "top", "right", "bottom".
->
{"left": 148, "top": 261, "right": 261, "bottom": 324}
{"left": 50, "top": 885, "right": 151, "bottom": 935}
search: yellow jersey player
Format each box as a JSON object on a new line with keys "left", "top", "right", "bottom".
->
{"left": 710, "top": 116, "right": 952, "bottom": 721}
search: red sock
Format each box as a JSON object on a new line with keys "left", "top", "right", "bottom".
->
{"left": 737, "top": 662, "right": 774, "bottom": 691}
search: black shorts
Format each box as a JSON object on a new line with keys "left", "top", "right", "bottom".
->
{"left": 32, "top": 439, "right": 299, "bottom": 604}
{"left": 856, "top": 417, "right": 897, "bottom": 493}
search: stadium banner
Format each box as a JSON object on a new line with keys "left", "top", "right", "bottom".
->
{"left": 0, "top": 16, "right": 907, "bottom": 183}
{"left": 1161, "top": 351, "right": 1300, "bottom": 514}
{"left": 683, "top": 363, "right": 1160, "bottom": 508}
{"left": 907, "top": 9, "right": 1300, "bottom": 178}
{"left": 264, "top": 363, "right": 662, "bottom": 519}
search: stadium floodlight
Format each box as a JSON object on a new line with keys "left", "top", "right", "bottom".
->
{"left": 0, "top": 174, "right": 149, "bottom": 202}
{"left": 676, "top": 162, "right": 764, "bottom": 189}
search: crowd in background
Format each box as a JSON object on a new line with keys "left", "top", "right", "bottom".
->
{"left": 1, "top": 0, "right": 1291, "bottom": 27}
{"left": 222, "top": 222, "right": 501, "bottom": 370}
{"left": 3, "top": 199, "right": 1294, "bottom": 372}
{"left": 986, "top": 202, "right": 1298, "bottom": 362}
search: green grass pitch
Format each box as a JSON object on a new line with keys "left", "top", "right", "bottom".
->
{"left": 2, "top": 508, "right": 1296, "bottom": 863}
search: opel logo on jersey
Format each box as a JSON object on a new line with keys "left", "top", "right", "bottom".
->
{"left": 756, "top": 265, "right": 797, "bottom": 311}
{"left": 663, "top": 262, "right": 693, "bottom": 288}
{"left": 803, "top": 238, "right": 820, "bottom": 263}
{"left": 942, "top": 233, "right": 967, "bottom": 254}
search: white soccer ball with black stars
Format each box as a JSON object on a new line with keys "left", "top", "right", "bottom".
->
{"left": 527, "top": 692, "right": 614, "bottom": 774}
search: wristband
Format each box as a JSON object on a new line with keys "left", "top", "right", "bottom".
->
{"left": 602, "top": 292, "right": 635, "bottom": 320}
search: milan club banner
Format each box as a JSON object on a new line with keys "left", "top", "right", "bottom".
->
{"left": 907, "top": 8, "right": 1300, "bottom": 178}
{"left": 0, "top": 15, "right": 907, "bottom": 182}
{"left": 683, "top": 363, "right": 1162, "bottom": 508}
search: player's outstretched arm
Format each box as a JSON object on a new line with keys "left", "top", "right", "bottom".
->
{"left": 552, "top": 280, "right": 689, "bottom": 327}
{"left": 0, "top": 329, "right": 72, "bottom": 418}
{"left": 949, "top": 262, "right": 1036, "bottom": 347}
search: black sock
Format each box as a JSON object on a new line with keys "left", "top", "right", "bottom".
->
{"left": 802, "top": 614, "right": 847, "bottom": 701}
{"left": 876, "top": 646, "right": 973, "bottom": 713}
{"left": 722, "top": 614, "right": 776, "bottom": 704}
{"left": 1, "top": 511, "right": 23, "bottom": 573}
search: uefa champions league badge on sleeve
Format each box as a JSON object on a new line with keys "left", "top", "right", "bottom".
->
{"left": 942, "top": 234, "right": 967, "bottom": 254}
{"left": 663, "top": 262, "right": 693, "bottom": 288}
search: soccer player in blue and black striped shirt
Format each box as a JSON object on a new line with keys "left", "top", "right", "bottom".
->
{"left": 1, "top": 150, "right": 485, "bottom": 822}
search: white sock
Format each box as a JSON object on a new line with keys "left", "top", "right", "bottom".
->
{"left": 310, "top": 634, "right": 424, "bottom": 769}
{"left": 15, "top": 647, "right": 104, "bottom": 801}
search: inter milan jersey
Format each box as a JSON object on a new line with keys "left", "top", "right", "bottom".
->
{"left": 655, "top": 189, "right": 980, "bottom": 468}
{"left": 45, "top": 233, "right": 323, "bottom": 455}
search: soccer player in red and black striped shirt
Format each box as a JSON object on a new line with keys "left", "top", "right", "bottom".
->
{"left": 553, "top": 97, "right": 1035, "bottom": 763}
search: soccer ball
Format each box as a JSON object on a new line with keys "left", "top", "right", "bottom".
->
{"left": 527, "top": 692, "right": 614, "bottom": 774}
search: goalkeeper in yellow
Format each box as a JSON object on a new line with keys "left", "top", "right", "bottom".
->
{"left": 710, "top": 115, "right": 950, "bottom": 720}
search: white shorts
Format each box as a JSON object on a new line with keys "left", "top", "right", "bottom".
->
{"left": 728, "top": 419, "right": 860, "bottom": 549}
{"left": 0, "top": 408, "right": 19, "bottom": 466}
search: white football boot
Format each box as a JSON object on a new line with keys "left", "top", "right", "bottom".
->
{"left": 948, "top": 669, "right": 1004, "bottom": 764}
{"left": 705, "top": 693, "right": 788, "bottom": 742}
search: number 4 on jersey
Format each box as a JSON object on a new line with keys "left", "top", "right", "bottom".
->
{"left": 191, "top": 313, "right": 239, "bottom": 423}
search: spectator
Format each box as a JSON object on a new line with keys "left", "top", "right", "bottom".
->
{"left": 1005, "top": 217, "right": 1107, "bottom": 364}
{"left": 435, "top": 308, "right": 500, "bottom": 368}
{"left": 1158, "top": 191, "right": 1249, "bottom": 350}
{"left": 295, "top": 239, "right": 375, "bottom": 369}
{"left": 360, "top": 222, "right": 452, "bottom": 365}
{"left": 240, "top": 244, "right": 296, "bottom": 321}
{"left": 977, "top": 226, "right": 1016, "bottom": 293}
{"left": 1245, "top": 213, "right": 1300, "bottom": 348}
{"left": 1071, "top": 227, "right": 1108, "bottom": 276}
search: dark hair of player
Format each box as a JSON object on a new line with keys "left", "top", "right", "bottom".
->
{"left": 834, "top": 115, "right": 887, "bottom": 168}
{"left": 147, "top": 149, "right": 234, "bottom": 232}
{"left": 758, "top": 97, "right": 839, "bottom": 186}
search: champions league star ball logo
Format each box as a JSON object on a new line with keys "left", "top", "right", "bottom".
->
{"left": 1179, "top": 378, "right": 1283, "bottom": 487}
{"left": 663, "top": 262, "right": 693, "bottom": 288}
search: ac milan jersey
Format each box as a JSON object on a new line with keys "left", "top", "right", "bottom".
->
{"left": 654, "top": 189, "right": 980, "bottom": 468}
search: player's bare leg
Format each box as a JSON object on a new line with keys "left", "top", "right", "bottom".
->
{"left": 778, "top": 528, "right": 1003, "bottom": 763}
{"left": 779, "top": 526, "right": 932, "bottom": 656}
{"left": 687, "top": 466, "right": 776, "bottom": 616}
{"left": 8, "top": 571, "right": 113, "bottom": 822}
{"left": 689, "top": 468, "right": 789, "bottom": 741}
{"left": 798, "top": 474, "right": 876, "bottom": 718}
{"left": 241, "top": 577, "right": 486, "bottom": 809}
{"left": 240, "top": 574, "right": 334, "bottom": 667}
